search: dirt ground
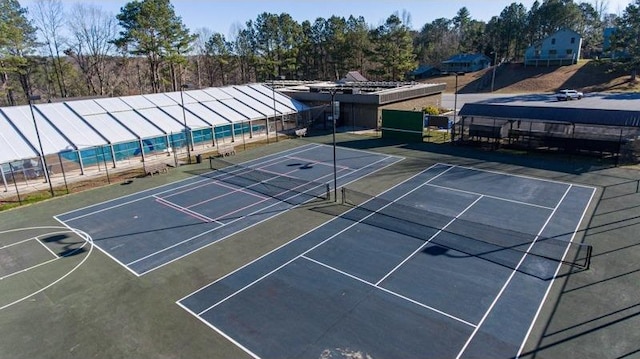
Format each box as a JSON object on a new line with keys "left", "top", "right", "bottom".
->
{"left": 431, "top": 60, "right": 640, "bottom": 94}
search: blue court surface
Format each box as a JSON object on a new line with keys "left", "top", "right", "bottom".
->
{"left": 178, "top": 163, "right": 595, "bottom": 359}
{"left": 54, "top": 144, "right": 401, "bottom": 275}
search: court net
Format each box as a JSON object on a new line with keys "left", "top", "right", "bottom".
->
{"left": 208, "top": 156, "right": 330, "bottom": 203}
{"left": 340, "top": 187, "right": 592, "bottom": 273}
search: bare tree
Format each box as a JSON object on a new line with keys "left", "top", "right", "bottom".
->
{"left": 193, "top": 27, "right": 213, "bottom": 87}
{"left": 32, "top": 0, "right": 68, "bottom": 97}
{"left": 67, "top": 3, "right": 119, "bottom": 96}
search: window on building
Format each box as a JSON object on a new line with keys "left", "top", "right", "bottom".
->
{"left": 566, "top": 49, "right": 573, "bottom": 55}
{"left": 551, "top": 38, "right": 556, "bottom": 45}
{"left": 549, "top": 49, "right": 557, "bottom": 54}
{"left": 571, "top": 37, "right": 575, "bottom": 44}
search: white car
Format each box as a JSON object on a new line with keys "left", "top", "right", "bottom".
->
{"left": 556, "top": 89, "right": 583, "bottom": 101}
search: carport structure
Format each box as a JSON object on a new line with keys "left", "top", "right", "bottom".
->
{"left": 455, "top": 103, "right": 640, "bottom": 164}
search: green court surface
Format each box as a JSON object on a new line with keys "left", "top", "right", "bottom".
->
{"left": 0, "top": 134, "right": 638, "bottom": 359}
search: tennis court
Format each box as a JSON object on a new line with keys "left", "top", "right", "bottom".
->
{"left": 54, "top": 144, "right": 401, "bottom": 275}
{"left": 178, "top": 163, "right": 595, "bottom": 358}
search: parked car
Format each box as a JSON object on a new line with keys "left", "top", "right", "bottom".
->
{"left": 556, "top": 89, "right": 583, "bottom": 101}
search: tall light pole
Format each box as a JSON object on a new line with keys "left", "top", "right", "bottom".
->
{"left": 491, "top": 51, "right": 498, "bottom": 92}
{"left": 179, "top": 84, "right": 192, "bottom": 164}
{"left": 329, "top": 88, "right": 339, "bottom": 202}
{"left": 453, "top": 72, "right": 465, "bottom": 122}
{"left": 28, "top": 94, "right": 54, "bottom": 197}
{"left": 272, "top": 77, "right": 278, "bottom": 142}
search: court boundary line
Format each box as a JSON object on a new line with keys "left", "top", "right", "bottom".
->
{"left": 449, "top": 163, "right": 597, "bottom": 191}
{"left": 125, "top": 157, "right": 360, "bottom": 267}
{"left": 375, "top": 195, "right": 484, "bottom": 286}
{"left": 56, "top": 147, "right": 331, "bottom": 273}
{"left": 0, "top": 237, "right": 35, "bottom": 250}
{"left": 193, "top": 165, "right": 451, "bottom": 315}
{"left": 55, "top": 143, "right": 323, "bottom": 220}
{"left": 153, "top": 195, "right": 214, "bottom": 223}
{"left": 284, "top": 155, "right": 352, "bottom": 171}
{"left": 0, "top": 229, "right": 89, "bottom": 280}
{"left": 175, "top": 301, "right": 261, "bottom": 359}
{"left": 177, "top": 163, "right": 441, "bottom": 304}
{"left": 176, "top": 162, "right": 595, "bottom": 359}
{"left": 455, "top": 184, "right": 574, "bottom": 359}
{"left": 132, "top": 154, "right": 403, "bottom": 275}
{"left": 425, "top": 182, "right": 555, "bottom": 210}
{"left": 301, "top": 255, "right": 476, "bottom": 327}
{"left": 184, "top": 181, "right": 268, "bottom": 209}
{"left": 516, "top": 185, "right": 597, "bottom": 358}
{"left": 0, "top": 226, "right": 93, "bottom": 311}
{"left": 35, "top": 235, "right": 60, "bottom": 258}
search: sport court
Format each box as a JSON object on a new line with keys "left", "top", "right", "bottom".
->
{"left": 179, "top": 163, "right": 595, "bottom": 359}
{"left": 54, "top": 144, "right": 401, "bottom": 275}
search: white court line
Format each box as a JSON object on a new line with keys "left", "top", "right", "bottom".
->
{"left": 127, "top": 155, "right": 394, "bottom": 270}
{"left": 425, "top": 182, "right": 555, "bottom": 210}
{"left": 186, "top": 181, "right": 268, "bottom": 208}
{"left": 517, "top": 185, "right": 597, "bottom": 358}
{"left": 301, "top": 255, "right": 476, "bottom": 328}
{"left": 0, "top": 226, "right": 94, "bottom": 311}
{"left": 195, "top": 164, "right": 448, "bottom": 316}
{"left": 375, "top": 195, "right": 484, "bottom": 286}
{"left": 175, "top": 301, "right": 261, "bottom": 359}
{"left": 34, "top": 235, "right": 59, "bottom": 259}
{"left": 54, "top": 215, "right": 141, "bottom": 277}
{"left": 448, "top": 163, "right": 597, "bottom": 190}
{"left": 285, "top": 155, "right": 352, "bottom": 171}
{"left": 176, "top": 162, "right": 443, "bottom": 305}
{"left": 153, "top": 196, "right": 215, "bottom": 223}
{"left": 0, "top": 237, "right": 35, "bottom": 250}
{"left": 127, "top": 161, "right": 343, "bottom": 266}
{"left": 59, "top": 144, "right": 323, "bottom": 221}
{"left": 455, "top": 185, "right": 574, "bottom": 359}
{"left": 0, "top": 257, "right": 58, "bottom": 281}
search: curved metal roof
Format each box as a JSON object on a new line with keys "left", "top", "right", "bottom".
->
{"left": 0, "top": 84, "right": 308, "bottom": 163}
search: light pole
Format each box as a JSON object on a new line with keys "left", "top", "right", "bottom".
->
{"left": 179, "top": 84, "right": 192, "bottom": 164}
{"left": 329, "top": 89, "right": 339, "bottom": 202}
{"left": 453, "top": 72, "right": 465, "bottom": 123}
{"left": 272, "top": 77, "right": 278, "bottom": 142}
{"left": 491, "top": 51, "right": 498, "bottom": 92}
{"left": 28, "top": 94, "right": 54, "bottom": 197}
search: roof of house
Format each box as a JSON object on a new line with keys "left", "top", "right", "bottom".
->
{"left": 409, "top": 65, "right": 440, "bottom": 76}
{"left": 341, "top": 71, "right": 368, "bottom": 82}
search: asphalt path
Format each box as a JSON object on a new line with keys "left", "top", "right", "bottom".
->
{"left": 442, "top": 92, "right": 640, "bottom": 113}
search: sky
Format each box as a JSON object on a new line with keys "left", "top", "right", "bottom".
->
{"left": 24, "top": 0, "right": 636, "bottom": 37}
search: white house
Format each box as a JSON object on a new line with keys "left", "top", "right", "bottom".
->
{"left": 524, "top": 29, "right": 582, "bottom": 67}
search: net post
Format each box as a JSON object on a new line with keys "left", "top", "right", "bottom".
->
{"left": 209, "top": 156, "right": 213, "bottom": 170}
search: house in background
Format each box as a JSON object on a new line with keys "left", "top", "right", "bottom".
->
{"left": 440, "top": 54, "right": 491, "bottom": 73}
{"left": 339, "top": 71, "right": 368, "bottom": 83}
{"left": 603, "top": 27, "right": 629, "bottom": 59}
{"left": 407, "top": 65, "right": 441, "bottom": 80}
{"left": 524, "top": 28, "right": 582, "bottom": 67}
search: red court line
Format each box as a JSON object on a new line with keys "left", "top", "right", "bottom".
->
{"left": 154, "top": 196, "right": 213, "bottom": 223}
{"left": 186, "top": 181, "right": 268, "bottom": 209}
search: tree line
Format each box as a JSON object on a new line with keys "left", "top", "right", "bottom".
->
{"left": 1, "top": 0, "right": 638, "bottom": 106}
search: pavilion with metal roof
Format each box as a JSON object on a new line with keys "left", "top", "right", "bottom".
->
{"left": 455, "top": 101, "right": 640, "bottom": 163}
